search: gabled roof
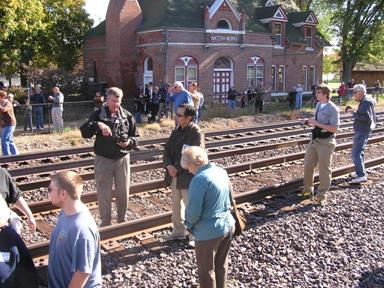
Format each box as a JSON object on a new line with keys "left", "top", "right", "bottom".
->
{"left": 209, "top": 0, "right": 240, "bottom": 21}
{"left": 86, "top": 21, "right": 106, "bottom": 37}
{"left": 254, "top": 5, "right": 288, "bottom": 23}
{"left": 287, "top": 11, "right": 318, "bottom": 26}
{"left": 138, "top": 0, "right": 215, "bottom": 30}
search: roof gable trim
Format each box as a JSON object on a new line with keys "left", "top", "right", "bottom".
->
{"left": 209, "top": 0, "right": 241, "bottom": 21}
{"left": 265, "top": 0, "right": 275, "bottom": 7}
{"left": 260, "top": 7, "right": 288, "bottom": 23}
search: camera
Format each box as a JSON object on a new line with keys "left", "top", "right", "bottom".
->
{"left": 112, "top": 119, "right": 130, "bottom": 144}
{"left": 301, "top": 118, "right": 309, "bottom": 126}
{"left": 345, "top": 105, "right": 353, "bottom": 113}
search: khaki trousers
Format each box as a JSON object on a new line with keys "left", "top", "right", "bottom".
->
{"left": 170, "top": 177, "right": 189, "bottom": 236}
{"left": 94, "top": 154, "right": 130, "bottom": 225}
{"left": 303, "top": 137, "right": 336, "bottom": 196}
{"left": 195, "top": 233, "right": 232, "bottom": 288}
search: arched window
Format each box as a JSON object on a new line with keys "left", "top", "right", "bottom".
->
{"left": 144, "top": 57, "right": 153, "bottom": 72}
{"left": 217, "top": 19, "right": 231, "bottom": 30}
{"left": 143, "top": 57, "right": 153, "bottom": 85}
{"left": 247, "top": 57, "right": 264, "bottom": 88}
{"left": 175, "top": 56, "right": 198, "bottom": 86}
{"left": 214, "top": 57, "right": 232, "bottom": 69}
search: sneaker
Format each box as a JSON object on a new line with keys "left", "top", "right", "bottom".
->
{"left": 350, "top": 172, "right": 358, "bottom": 179}
{"left": 350, "top": 176, "right": 367, "bottom": 184}
{"left": 163, "top": 234, "right": 187, "bottom": 241}
{"left": 312, "top": 195, "right": 327, "bottom": 206}
{"left": 187, "top": 240, "right": 195, "bottom": 248}
{"left": 298, "top": 191, "right": 313, "bottom": 198}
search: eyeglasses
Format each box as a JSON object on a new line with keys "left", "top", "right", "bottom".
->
{"left": 353, "top": 91, "right": 358, "bottom": 94}
{"left": 176, "top": 113, "right": 185, "bottom": 117}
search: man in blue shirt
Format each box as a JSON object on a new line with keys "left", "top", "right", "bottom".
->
{"left": 346, "top": 84, "right": 376, "bottom": 184}
{"left": 171, "top": 81, "right": 193, "bottom": 115}
{"left": 48, "top": 171, "right": 101, "bottom": 287}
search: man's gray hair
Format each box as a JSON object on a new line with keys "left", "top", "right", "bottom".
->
{"left": 106, "top": 87, "right": 123, "bottom": 98}
{"left": 174, "top": 81, "right": 185, "bottom": 90}
{"left": 353, "top": 84, "right": 366, "bottom": 95}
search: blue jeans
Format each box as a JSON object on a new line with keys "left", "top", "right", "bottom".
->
{"left": 295, "top": 93, "right": 302, "bottom": 109}
{"left": 1, "top": 125, "right": 18, "bottom": 155}
{"left": 134, "top": 112, "right": 141, "bottom": 124}
{"left": 227, "top": 99, "right": 236, "bottom": 109}
{"left": 33, "top": 106, "right": 44, "bottom": 129}
{"left": 351, "top": 130, "right": 371, "bottom": 177}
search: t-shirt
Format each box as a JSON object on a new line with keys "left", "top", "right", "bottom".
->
{"left": 0, "top": 168, "right": 21, "bottom": 205}
{"left": 48, "top": 208, "right": 102, "bottom": 288}
{"left": 315, "top": 101, "right": 340, "bottom": 133}
{"left": 0, "top": 226, "right": 39, "bottom": 288}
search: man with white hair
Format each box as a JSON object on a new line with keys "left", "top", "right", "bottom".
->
{"left": 171, "top": 81, "right": 193, "bottom": 115}
{"left": 48, "top": 86, "right": 64, "bottom": 132}
{"left": 346, "top": 84, "right": 376, "bottom": 183}
{"left": 80, "top": 87, "right": 138, "bottom": 226}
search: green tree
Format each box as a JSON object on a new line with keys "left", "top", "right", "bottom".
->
{"left": 0, "top": 0, "right": 92, "bottom": 85}
{"left": 316, "top": 0, "right": 384, "bottom": 82}
{"left": 323, "top": 53, "right": 339, "bottom": 82}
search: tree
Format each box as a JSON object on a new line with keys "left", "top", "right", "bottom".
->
{"left": 0, "top": 0, "right": 92, "bottom": 85}
{"left": 316, "top": 1, "right": 384, "bottom": 83}
{"left": 323, "top": 53, "right": 339, "bottom": 83}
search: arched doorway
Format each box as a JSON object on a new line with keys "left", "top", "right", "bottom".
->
{"left": 143, "top": 57, "right": 153, "bottom": 86}
{"left": 213, "top": 57, "right": 233, "bottom": 101}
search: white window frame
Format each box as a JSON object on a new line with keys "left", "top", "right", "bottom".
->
{"left": 217, "top": 18, "right": 232, "bottom": 30}
{"left": 277, "top": 65, "right": 285, "bottom": 92}
{"left": 309, "top": 66, "right": 316, "bottom": 87}
{"left": 271, "top": 65, "right": 277, "bottom": 92}
{"left": 274, "top": 22, "right": 283, "bottom": 47}
{"left": 305, "top": 26, "right": 313, "bottom": 48}
{"left": 301, "top": 65, "right": 308, "bottom": 91}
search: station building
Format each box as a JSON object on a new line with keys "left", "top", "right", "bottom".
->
{"left": 83, "top": 0, "right": 327, "bottom": 99}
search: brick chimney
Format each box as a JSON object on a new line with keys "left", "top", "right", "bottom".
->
{"left": 105, "top": 0, "right": 143, "bottom": 96}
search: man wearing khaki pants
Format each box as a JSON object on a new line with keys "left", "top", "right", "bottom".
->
{"left": 300, "top": 84, "right": 340, "bottom": 205}
{"left": 163, "top": 104, "right": 204, "bottom": 244}
{"left": 81, "top": 87, "right": 138, "bottom": 226}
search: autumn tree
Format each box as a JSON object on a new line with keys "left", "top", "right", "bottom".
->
{"left": 0, "top": 0, "right": 92, "bottom": 85}
{"left": 315, "top": 0, "right": 384, "bottom": 83}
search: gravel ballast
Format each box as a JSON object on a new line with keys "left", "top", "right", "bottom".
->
{"left": 100, "top": 167, "right": 384, "bottom": 287}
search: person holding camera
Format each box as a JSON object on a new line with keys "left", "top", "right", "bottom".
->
{"left": 80, "top": 87, "right": 138, "bottom": 226}
{"left": 301, "top": 84, "right": 340, "bottom": 205}
{"left": 345, "top": 84, "right": 376, "bottom": 184}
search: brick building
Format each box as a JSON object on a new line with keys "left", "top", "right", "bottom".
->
{"left": 83, "top": 0, "right": 327, "bottom": 99}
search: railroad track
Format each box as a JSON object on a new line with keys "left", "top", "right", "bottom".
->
{"left": 29, "top": 155, "right": 384, "bottom": 261}
{"left": 2, "top": 112, "right": 384, "bottom": 167}
{"left": 20, "top": 135, "right": 384, "bottom": 215}
{"left": 13, "top": 126, "right": 384, "bottom": 192}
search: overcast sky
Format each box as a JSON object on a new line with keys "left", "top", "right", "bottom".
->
{"left": 85, "top": 0, "right": 109, "bottom": 26}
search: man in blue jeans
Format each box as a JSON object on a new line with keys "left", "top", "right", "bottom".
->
{"left": 346, "top": 84, "right": 376, "bottom": 184}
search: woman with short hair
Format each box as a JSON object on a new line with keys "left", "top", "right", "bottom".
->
{"left": 181, "top": 146, "right": 235, "bottom": 288}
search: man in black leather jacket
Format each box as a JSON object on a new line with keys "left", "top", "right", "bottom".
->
{"left": 80, "top": 87, "right": 138, "bottom": 226}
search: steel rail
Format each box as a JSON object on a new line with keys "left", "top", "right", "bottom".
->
{"left": 24, "top": 135, "right": 384, "bottom": 215}
{"left": 16, "top": 130, "right": 384, "bottom": 192}
{"left": 8, "top": 121, "right": 384, "bottom": 178}
{"left": 3, "top": 112, "right": 383, "bottom": 164}
{"left": 28, "top": 156, "right": 384, "bottom": 259}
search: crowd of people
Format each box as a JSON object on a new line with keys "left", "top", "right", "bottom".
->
{"left": 133, "top": 81, "right": 204, "bottom": 124}
{"left": 0, "top": 79, "right": 379, "bottom": 287}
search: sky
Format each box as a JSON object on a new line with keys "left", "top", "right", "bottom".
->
{"left": 84, "top": 0, "right": 109, "bottom": 26}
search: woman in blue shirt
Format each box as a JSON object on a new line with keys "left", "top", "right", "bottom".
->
{"left": 181, "top": 146, "right": 235, "bottom": 288}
